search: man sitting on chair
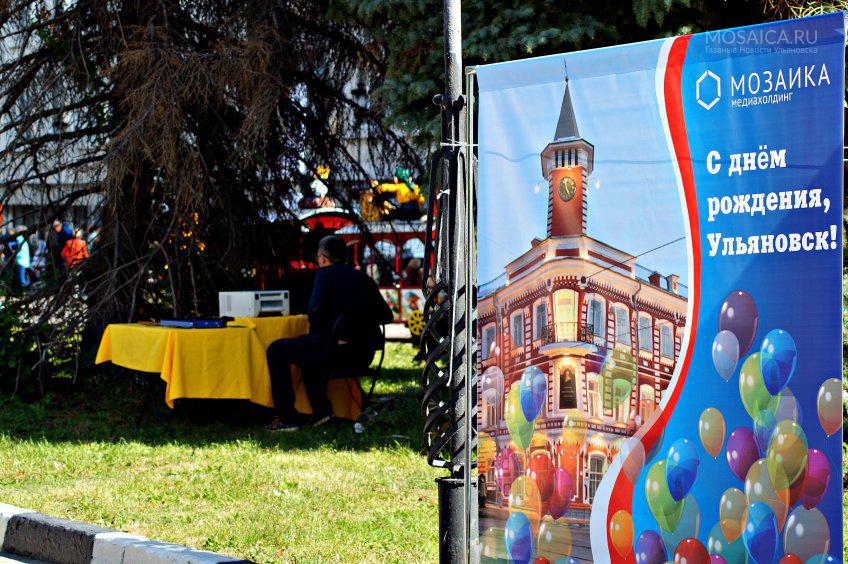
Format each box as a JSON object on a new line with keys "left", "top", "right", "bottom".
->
{"left": 265, "top": 235, "right": 393, "bottom": 432}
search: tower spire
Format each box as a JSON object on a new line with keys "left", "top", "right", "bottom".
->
{"left": 554, "top": 58, "right": 579, "bottom": 140}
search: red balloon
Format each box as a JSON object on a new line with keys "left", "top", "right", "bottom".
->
{"left": 534, "top": 558, "right": 551, "bottom": 564}
{"left": 779, "top": 555, "right": 803, "bottom": 564}
{"left": 525, "top": 453, "right": 555, "bottom": 501}
{"left": 674, "top": 538, "right": 710, "bottom": 564}
{"left": 547, "top": 467, "right": 574, "bottom": 519}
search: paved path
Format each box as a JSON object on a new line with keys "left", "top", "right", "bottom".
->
{"left": 0, "top": 554, "right": 46, "bottom": 563}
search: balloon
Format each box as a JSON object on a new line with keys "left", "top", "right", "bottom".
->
{"left": 779, "top": 556, "right": 803, "bottom": 564}
{"left": 646, "top": 460, "right": 685, "bottom": 531}
{"left": 494, "top": 448, "right": 521, "bottom": 497}
{"left": 481, "top": 366, "right": 504, "bottom": 405}
{"left": 673, "top": 538, "right": 709, "bottom": 564}
{"left": 745, "top": 459, "right": 789, "bottom": 532}
{"left": 739, "top": 354, "right": 778, "bottom": 421}
{"left": 646, "top": 427, "right": 667, "bottom": 464}
{"left": 754, "top": 388, "right": 802, "bottom": 456}
{"left": 504, "top": 512, "right": 534, "bottom": 564}
{"left": 804, "top": 555, "right": 839, "bottom": 564}
{"left": 783, "top": 506, "right": 830, "bottom": 562}
{"left": 609, "top": 510, "right": 634, "bottom": 558}
{"left": 519, "top": 366, "right": 548, "bottom": 421}
{"left": 699, "top": 407, "right": 726, "bottom": 459}
{"left": 666, "top": 439, "right": 700, "bottom": 501}
{"left": 525, "top": 453, "right": 555, "bottom": 502}
{"left": 815, "top": 378, "right": 842, "bottom": 436}
{"left": 547, "top": 467, "right": 574, "bottom": 519}
{"left": 534, "top": 558, "right": 550, "bottom": 564}
{"left": 712, "top": 330, "right": 740, "bottom": 381}
{"left": 719, "top": 488, "right": 748, "bottom": 543}
{"left": 719, "top": 290, "right": 758, "bottom": 355}
{"left": 506, "top": 386, "right": 534, "bottom": 451}
{"left": 480, "top": 526, "right": 510, "bottom": 562}
{"left": 709, "top": 557, "right": 727, "bottom": 564}
{"left": 766, "top": 420, "right": 808, "bottom": 489}
{"left": 661, "top": 494, "right": 700, "bottom": 556}
{"left": 799, "top": 449, "right": 830, "bottom": 510}
{"left": 707, "top": 522, "right": 749, "bottom": 563}
{"left": 600, "top": 349, "right": 636, "bottom": 409}
{"left": 635, "top": 530, "right": 667, "bottom": 564}
{"left": 618, "top": 436, "right": 647, "bottom": 484}
{"left": 743, "top": 502, "right": 778, "bottom": 564}
{"left": 759, "top": 330, "right": 797, "bottom": 394}
{"left": 561, "top": 409, "right": 587, "bottom": 446}
{"left": 536, "top": 516, "right": 572, "bottom": 561}
{"left": 726, "top": 427, "right": 759, "bottom": 482}
{"left": 509, "top": 476, "right": 542, "bottom": 537}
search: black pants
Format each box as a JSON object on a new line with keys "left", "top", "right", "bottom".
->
{"left": 267, "top": 334, "right": 333, "bottom": 419}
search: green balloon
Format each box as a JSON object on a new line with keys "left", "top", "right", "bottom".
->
{"left": 645, "top": 460, "right": 684, "bottom": 531}
{"left": 707, "top": 522, "right": 749, "bottom": 563}
{"left": 739, "top": 353, "right": 779, "bottom": 420}
{"left": 505, "top": 386, "right": 533, "bottom": 451}
{"left": 601, "top": 349, "right": 637, "bottom": 410}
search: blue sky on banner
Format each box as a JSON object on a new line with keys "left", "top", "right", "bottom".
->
{"left": 476, "top": 39, "right": 688, "bottom": 285}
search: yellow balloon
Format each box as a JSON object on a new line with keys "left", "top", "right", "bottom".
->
{"left": 508, "top": 475, "right": 542, "bottom": 537}
{"left": 609, "top": 509, "right": 634, "bottom": 558}
{"left": 479, "top": 526, "right": 509, "bottom": 562}
{"left": 739, "top": 353, "right": 780, "bottom": 420}
{"left": 745, "top": 458, "right": 788, "bottom": 531}
{"left": 766, "top": 419, "right": 808, "bottom": 490}
{"left": 537, "top": 516, "right": 573, "bottom": 561}
{"left": 561, "top": 409, "right": 588, "bottom": 446}
{"left": 698, "top": 407, "right": 726, "bottom": 459}
{"left": 719, "top": 487, "right": 748, "bottom": 542}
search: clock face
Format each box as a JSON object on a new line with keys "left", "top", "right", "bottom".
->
{"left": 558, "top": 176, "right": 577, "bottom": 202}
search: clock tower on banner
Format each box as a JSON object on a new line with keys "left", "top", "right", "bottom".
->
{"left": 540, "top": 68, "right": 595, "bottom": 237}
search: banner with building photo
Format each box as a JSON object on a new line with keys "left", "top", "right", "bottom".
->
{"left": 475, "top": 13, "right": 844, "bottom": 563}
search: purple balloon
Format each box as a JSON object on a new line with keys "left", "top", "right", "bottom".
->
{"left": 718, "top": 291, "right": 759, "bottom": 355}
{"left": 800, "top": 449, "right": 831, "bottom": 509}
{"left": 548, "top": 467, "right": 574, "bottom": 519}
{"left": 494, "top": 448, "right": 521, "bottom": 497}
{"left": 712, "top": 330, "right": 740, "bottom": 381}
{"left": 726, "top": 427, "right": 758, "bottom": 481}
{"left": 634, "top": 530, "right": 667, "bottom": 564}
{"left": 709, "top": 556, "right": 727, "bottom": 563}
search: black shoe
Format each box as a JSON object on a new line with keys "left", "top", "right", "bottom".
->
{"left": 264, "top": 417, "right": 301, "bottom": 433}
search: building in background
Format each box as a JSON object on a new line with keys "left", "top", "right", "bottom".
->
{"left": 477, "top": 76, "right": 687, "bottom": 520}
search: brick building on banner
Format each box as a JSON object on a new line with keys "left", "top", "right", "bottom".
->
{"left": 477, "top": 75, "right": 688, "bottom": 519}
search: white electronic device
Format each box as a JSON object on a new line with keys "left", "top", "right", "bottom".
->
{"left": 218, "top": 291, "right": 290, "bottom": 318}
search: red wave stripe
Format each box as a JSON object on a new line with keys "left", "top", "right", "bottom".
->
{"left": 605, "top": 34, "right": 702, "bottom": 563}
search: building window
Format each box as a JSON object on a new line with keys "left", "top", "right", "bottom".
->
{"left": 511, "top": 312, "right": 524, "bottom": 348}
{"left": 640, "top": 383, "right": 656, "bottom": 421}
{"left": 559, "top": 367, "right": 577, "bottom": 410}
{"left": 586, "top": 374, "right": 600, "bottom": 418}
{"left": 554, "top": 289, "right": 577, "bottom": 341}
{"left": 660, "top": 324, "right": 673, "bottom": 358}
{"left": 485, "top": 404, "right": 496, "bottom": 427}
{"left": 614, "top": 306, "right": 630, "bottom": 345}
{"left": 587, "top": 299, "right": 605, "bottom": 338}
{"left": 586, "top": 454, "right": 605, "bottom": 503}
{"left": 533, "top": 300, "right": 548, "bottom": 342}
{"left": 638, "top": 314, "right": 652, "bottom": 352}
{"left": 482, "top": 324, "right": 496, "bottom": 359}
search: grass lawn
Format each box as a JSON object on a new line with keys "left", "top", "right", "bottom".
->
{"left": 0, "top": 342, "right": 438, "bottom": 562}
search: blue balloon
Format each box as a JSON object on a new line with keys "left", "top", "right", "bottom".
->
{"left": 805, "top": 556, "right": 839, "bottom": 564}
{"left": 518, "top": 366, "right": 547, "bottom": 421}
{"left": 504, "top": 512, "right": 533, "bottom": 563}
{"left": 712, "top": 330, "right": 740, "bottom": 381}
{"left": 665, "top": 439, "right": 700, "bottom": 501}
{"left": 634, "top": 530, "right": 667, "bottom": 564}
{"left": 743, "top": 502, "right": 778, "bottom": 564}
{"left": 759, "top": 329, "right": 797, "bottom": 395}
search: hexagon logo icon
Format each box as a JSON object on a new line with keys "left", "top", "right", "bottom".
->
{"left": 696, "top": 70, "right": 721, "bottom": 110}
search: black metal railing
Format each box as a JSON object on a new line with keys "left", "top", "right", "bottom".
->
{"left": 540, "top": 321, "right": 598, "bottom": 346}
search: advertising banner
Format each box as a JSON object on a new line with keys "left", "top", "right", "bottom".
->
{"left": 475, "top": 14, "right": 844, "bottom": 563}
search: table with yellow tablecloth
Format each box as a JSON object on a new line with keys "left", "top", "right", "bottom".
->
{"left": 95, "top": 315, "right": 361, "bottom": 419}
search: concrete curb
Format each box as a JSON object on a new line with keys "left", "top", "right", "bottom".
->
{"left": 0, "top": 504, "right": 250, "bottom": 564}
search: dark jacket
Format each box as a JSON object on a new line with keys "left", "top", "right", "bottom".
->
{"left": 307, "top": 263, "right": 393, "bottom": 347}
{"left": 48, "top": 226, "right": 72, "bottom": 264}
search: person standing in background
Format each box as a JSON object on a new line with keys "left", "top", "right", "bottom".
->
{"left": 48, "top": 219, "right": 73, "bottom": 269}
{"left": 61, "top": 229, "right": 89, "bottom": 269}
{"left": 13, "top": 226, "right": 30, "bottom": 289}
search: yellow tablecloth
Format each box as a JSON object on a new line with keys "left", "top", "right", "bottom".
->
{"left": 95, "top": 315, "right": 361, "bottom": 419}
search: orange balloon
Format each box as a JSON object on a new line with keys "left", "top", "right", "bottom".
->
{"left": 609, "top": 509, "right": 634, "bottom": 558}
{"left": 779, "top": 555, "right": 803, "bottom": 564}
{"left": 744, "top": 459, "right": 789, "bottom": 531}
{"left": 509, "top": 476, "right": 543, "bottom": 536}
